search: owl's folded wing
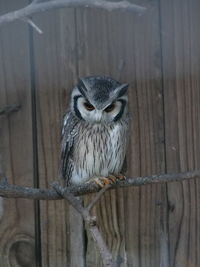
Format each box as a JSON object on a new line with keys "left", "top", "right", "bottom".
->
{"left": 60, "top": 111, "right": 78, "bottom": 185}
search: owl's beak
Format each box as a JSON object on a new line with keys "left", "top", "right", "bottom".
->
{"left": 94, "top": 110, "right": 103, "bottom": 122}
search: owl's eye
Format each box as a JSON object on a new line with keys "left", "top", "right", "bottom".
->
{"left": 104, "top": 103, "right": 115, "bottom": 113}
{"left": 84, "top": 102, "right": 95, "bottom": 111}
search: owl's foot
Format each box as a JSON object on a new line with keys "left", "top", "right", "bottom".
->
{"left": 94, "top": 176, "right": 115, "bottom": 188}
{"left": 115, "top": 173, "right": 126, "bottom": 180}
{"left": 93, "top": 174, "right": 126, "bottom": 187}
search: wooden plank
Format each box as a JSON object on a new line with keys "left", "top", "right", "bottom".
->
{"left": 0, "top": 0, "right": 36, "bottom": 266}
{"left": 32, "top": 8, "right": 85, "bottom": 266}
{"left": 76, "top": 0, "right": 166, "bottom": 265}
{"left": 160, "top": 0, "right": 200, "bottom": 266}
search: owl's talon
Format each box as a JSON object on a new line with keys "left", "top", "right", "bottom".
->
{"left": 115, "top": 174, "right": 126, "bottom": 180}
{"left": 107, "top": 175, "right": 117, "bottom": 183}
{"left": 94, "top": 174, "right": 126, "bottom": 187}
{"left": 94, "top": 177, "right": 113, "bottom": 187}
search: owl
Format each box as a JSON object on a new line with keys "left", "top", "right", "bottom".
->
{"left": 60, "top": 76, "right": 129, "bottom": 187}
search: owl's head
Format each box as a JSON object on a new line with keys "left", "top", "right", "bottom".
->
{"left": 71, "top": 76, "right": 128, "bottom": 124}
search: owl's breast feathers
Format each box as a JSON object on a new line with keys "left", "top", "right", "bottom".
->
{"left": 69, "top": 120, "right": 128, "bottom": 184}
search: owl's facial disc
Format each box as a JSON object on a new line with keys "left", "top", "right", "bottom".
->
{"left": 73, "top": 94, "right": 127, "bottom": 123}
{"left": 71, "top": 77, "right": 128, "bottom": 123}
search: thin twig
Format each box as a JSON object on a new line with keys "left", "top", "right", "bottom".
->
{"left": 87, "top": 184, "right": 111, "bottom": 211}
{"left": 22, "top": 18, "right": 43, "bottom": 34}
{"left": 52, "top": 182, "right": 87, "bottom": 215}
{"left": 0, "top": 169, "right": 199, "bottom": 200}
{"left": 0, "top": 0, "right": 146, "bottom": 27}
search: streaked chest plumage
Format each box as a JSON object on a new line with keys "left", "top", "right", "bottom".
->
{"left": 71, "top": 121, "right": 127, "bottom": 184}
{"left": 60, "top": 76, "right": 129, "bottom": 185}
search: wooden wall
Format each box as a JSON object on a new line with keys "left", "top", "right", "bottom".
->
{"left": 0, "top": 0, "right": 200, "bottom": 266}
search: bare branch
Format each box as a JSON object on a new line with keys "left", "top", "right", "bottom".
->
{"left": 0, "top": 181, "right": 61, "bottom": 200}
{"left": 52, "top": 182, "right": 115, "bottom": 267}
{"left": 0, "top": 169, "right": 199, "bottom": 266}
{"left": 0, "top": 0, "right": 146, "bottom": 27}
{"left": 62, "top": 169, "right": 200, "bottom": 196}
{"left": 0, "top": 169, "right": 200, "bottom": 200}
{"left": 87, "top": 184, "right": 111, "bottom": 211}
{"left": 22, "top": 18, "right": 43, "bottom": 34}
{"left": 52, "top": 182, "right": 87, "bottom": 215}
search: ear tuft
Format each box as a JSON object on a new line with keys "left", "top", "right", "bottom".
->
{"left": 77, "top": 78, "right": 89, "bottom": 97}
{"left": 78, "top": 78, "right": 90, "bottom": 91}
{"left": 117, "top": 83, "right": 129, "bottom": 98}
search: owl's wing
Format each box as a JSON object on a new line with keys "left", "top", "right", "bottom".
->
{"left": 60, "top": 111, "right": 78, "bottom": 185}
{"left": 121, "top": 156, "right": 127, "bottom": 174}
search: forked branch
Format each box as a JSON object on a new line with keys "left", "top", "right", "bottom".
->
{"left": 0, "top": 169, "right": 199, "bottom": 267}
{"left": 52, "top": 182, "right": 115, "bottom": 266}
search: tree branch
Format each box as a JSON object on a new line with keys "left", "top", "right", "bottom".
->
{"left": 0, "top": 169, "right": 200, "bottom": 200}
{"left": 0, "top": 0, "right": 146, "bottom": 27}
{"left": 52, "top": 182, "right": 115, "bottom": 267}
{"left": 87, "top": 184, "right": 111, "bottom": 211}
{"left": 0, "top": 170, "right": 199, "bottom": 266}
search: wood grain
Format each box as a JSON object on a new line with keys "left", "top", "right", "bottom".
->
{"left": 32, "top": 8, "right": 85, "bottom": 267}
{"left": 161, "top": 0, "right": 200, "bottom": 266}
{"left": 0, "top": 0, "right": 35, "bottom": 266}
{"left": 76, "top": 1, "right": 166, "bottom": 266}
{"left": 1, "top": 0, "right": 200, "bottom": 266}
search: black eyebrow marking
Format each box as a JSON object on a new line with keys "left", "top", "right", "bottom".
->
{"left": 73, "top": 95, "right": 84, "bottom": 120}
{"left": 77, "top": 85, "right": 87, "bottom": 98}
{"left": 77, "top": 78, "right": 89, "bottom": 97}
{"left": 117, "top": 84, "right": 128, "bottom": 98}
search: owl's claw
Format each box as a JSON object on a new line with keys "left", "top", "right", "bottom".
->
{"left": 115, "top": 173, "right": 126, "bottom": 180}
{"left": 94, "top": 177, "right": 114, "bottom": 188}
{"left": 94, "top": 174, "right": 126, "bottom": 187}
{"left": 107, "top": 175, "right": 117, "bottom": 183}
